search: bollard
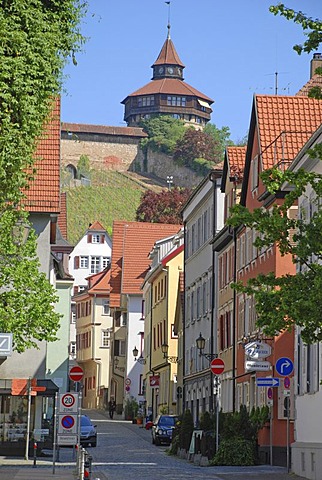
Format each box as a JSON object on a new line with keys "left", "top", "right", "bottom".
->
{"left": 84, "top": 450, "right": 91, "bottom": 479}
{"left": 33, "top": 442, "right": 37, "bottom": 468}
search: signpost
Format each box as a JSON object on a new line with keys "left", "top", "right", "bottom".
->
{"left": 256, "top": 377, "right": 280, "bottom": 388}
{"left": 69, "top": 366, "right": 84, "bottom": 383}
{"left": 210, "top": 358, "right": 225, "bottom": 375}
{"left": 245, "top": 360, "right": 271, "bottom": 372}
{"left": 276, "top": 357, "right": 293, "bottom": 376}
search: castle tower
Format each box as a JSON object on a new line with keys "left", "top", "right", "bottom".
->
{"left": 121, "top": 26, "right": 213, "bottom": 128}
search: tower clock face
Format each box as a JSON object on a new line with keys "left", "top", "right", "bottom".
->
{"left": 158, "top": 67, "right": 164, "bottom": 74}
{"left": 167, "top": 67, "right": 174, "bottom": 74}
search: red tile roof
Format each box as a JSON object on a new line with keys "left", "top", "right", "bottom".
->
{"left": 89, "top": 221, "right": 106, "bottom": 232}
{"left": 152, "top": 37, "right": 185, "bottom": 68}
{"left": 88, "top": 267, "right": 110, "bottom": 294}
{"left": 61, "top": 122, "right": 147, "bottom": 138}
{"left": 110, "top": 221, "right": 182, "bottom": 307}
{"left": 255, "top": 95, "right": 322, "bottom": 169}
{"left": 58, "top": 192, "right": 68, "bottom": 239}
{"left": 123, "top": 78, "right": 213, "bottom": 104}
{"left": 25, "top": 98, "right": 60, "bottom": 213}
{"left": 226, "top": 146, "right": 246, "bottom": 179}
{"left": 296, "top": 74, "right": 322, "bottom": 97}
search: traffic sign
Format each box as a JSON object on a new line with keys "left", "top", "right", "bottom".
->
{"left": 256, "top": 377, "right": 280, "bottom": 388}
{"left": 59, "top": 393, "right": 78, "bottom": 413}
{"left": 245, "top": 360, "right": 271, "bottom": 372}
{"left": 58, "top": 414, "right": 78, "bottom": 434}
{"left": 284, "top": 376, "right": 291, "bottom": 389}
{"left": 276, "top": 357, "right": 293, "bottom": 376}
{"left": 267, "top": 387, "right": 273, "bottom": 400}
{"left": 57, "top": 434, "right": 78, "bottom": 446}
{"left": 125, "top": 378, "right": 131, "bottom": 386}
{"left": 210, "top": 358, "right": 225, "bottom": 375}
{"left": 69, "top": 366, "right": 84, "bottom": 382}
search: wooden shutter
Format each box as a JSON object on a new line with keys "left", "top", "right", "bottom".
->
{"left": 87, "top": 234, "right": 92, "bottom": 243}
{"left": 100, "top": 234, "right": 104, "bottom": 243}
{"left": 74, "top": 256, "right": 79, "bottom": 269}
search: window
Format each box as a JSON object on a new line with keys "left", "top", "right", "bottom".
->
{"left": 251, "top": 156, "right": 259, "bottom": 190}
{"left": 102, "top": 257, "right": 110, "bottom": 269}
{"left": 101, "top": 330, "right": 110, "bottom": 348}
{"left": 167, "top": 96, "right": 186, "bottom": 106}
{"left": 121, "top": 312, "right": 127, "bottom": 326}
{"left": 114, "top": 339, "right": 126, "bottom": 356}
{"left": 91, "top": 256, "right": 100, "bottom": 274}
{"left": 102, "top": 300, "right": 110, "bottom": 315}
{"left": 91, "top": 234, "right": 100, "bottom": 243}
{"left": 70, "top": 342, "right": 76, "bottom": 357}
{"left": 138, "top": 96, "right": 154, "bottom": 107}
{"left": 80, "top": 256, "right": 89, "bottom": 268}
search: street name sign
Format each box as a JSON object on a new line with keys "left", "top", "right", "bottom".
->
{"left": 245, "top": 360, "right": 271, "bottom": 372}
{"left": 57, "top": 434, "right": 78, "bottom": 446}
{"left": 256, "top": 377, "right": 280, "bottom": 387}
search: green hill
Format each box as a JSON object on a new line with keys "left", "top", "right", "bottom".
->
{"left": 64, "top": 170, "right": 164, "bottom": 244}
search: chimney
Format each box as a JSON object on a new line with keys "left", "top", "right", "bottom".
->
{"left": 310, "top": 53, "right": 322, "bottom": 78}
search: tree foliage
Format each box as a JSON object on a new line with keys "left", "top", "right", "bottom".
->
{"left": 139, "top": 115, "right": 186, "bottom": 154}
{"left": 227, "top": 162, "right": 322, "bottom": 344}
{"left": 135, "top": 187, "right": 190, "bottom": 224}
{"left": 269, "top": 4, "right": 322, "bottom": 54}
{"left": 0, "top": 0, "right": 86, "bottom": 351}
{"left": 173, "top": 128, "right": 222, "bottom": 166}
{"left": 204, "top": 123, "right": 234, "bottom": 158}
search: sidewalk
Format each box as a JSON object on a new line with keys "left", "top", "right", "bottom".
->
{"left": 0, "top": 457, "right": 76, "bottom": 479}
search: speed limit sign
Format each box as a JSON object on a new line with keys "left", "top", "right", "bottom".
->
{"left": 59, "top": 393, "right": 78, "bottom": 413}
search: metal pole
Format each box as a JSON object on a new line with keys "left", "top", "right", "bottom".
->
{"left": 286, "top": 398, "right": 290, "bottom": 473}
{"left": 270, "top": 406, "right": 273, "bottom": 465}
{"left": 215, "top": 376, "right": 219, "bottom": 452}
{"left": 24, "top": 378, "right": 32, "bottom": 460}
{"left": 52, "top": 392, "right": 58, "bottom": 474}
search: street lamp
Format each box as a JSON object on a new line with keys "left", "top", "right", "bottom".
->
{"left": 161, "top": 342, "right": 178, "bottom": 363}
{"left": 133, "top": 346, "right": 146, "bottom": 364}
{"left": 166, "top": 175, "right": 173, "bottom": 190}
{"left": 196, "top": 333, "right": 217, "bottom": 361}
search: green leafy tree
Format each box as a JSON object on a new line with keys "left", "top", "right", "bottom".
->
{"left": 227, "top": 159, "right": 322, "bottom": 344}
{"left": 204, "top": 123, "right": 234, "bottom": 159}
{"left": 77, "top": 154, "right": 91, "bottom": 179}
{"left": 135, "top": 187, "right": 190, "bottom": 224}
{"left": 139, "top": 116, "right": 186, "bottom": 154}
{"left": 269, "top": 4, "right": 322, "bottom": 54}
{"left": 0, "top": 0, "right": 86, "bottom": 351}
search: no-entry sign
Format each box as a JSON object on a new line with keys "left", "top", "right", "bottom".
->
{"left": 210, "top": 358, "right": 225, "bottom": 375}
{"left": 69, "top": 365, "right": 84, "bottom": 382}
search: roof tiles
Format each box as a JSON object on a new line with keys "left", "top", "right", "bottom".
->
{"left": 152, "top": 37, "right": 185, "bottom": 68}
{"left": 61, "top": 122, "right": 147, "bottom": 138}
{"left": 125, "top": 78, "right": 213, "bottom": 103}
{"left": 25, "top": 98, "right": 60, "bottom": 213}
{"left": 255, "top": 95, "right": 322, "bottom": 169}
{"left": 226, "top": 146, "right": 246, "bottom": 179}
{"left": 110, "top": 221, "right": 181, "bottom": 307}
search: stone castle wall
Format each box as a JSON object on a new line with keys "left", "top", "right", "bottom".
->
{"left": 61, "top": 130, "right": 202, "bottom": 188}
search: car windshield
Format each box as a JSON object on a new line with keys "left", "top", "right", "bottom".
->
{"left": 81, "top": 416, "right": 92, "bottom": 427}
{"left": 159, "top": 416, "right": 177, "bottom": 426}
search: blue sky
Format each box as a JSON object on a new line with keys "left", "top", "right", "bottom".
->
{"left": 62, "top": 0, "right": 321, "bottom": 143}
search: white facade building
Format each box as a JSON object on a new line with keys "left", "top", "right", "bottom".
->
{"left": 182, "top": 170, "right": 224, "bottom": 423}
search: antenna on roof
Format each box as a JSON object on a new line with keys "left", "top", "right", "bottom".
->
{"left": 265, "top": 71, "right": 288, "bottom": 95}
{"left": 165, "top": 1, "right": 171, "bottom": 39}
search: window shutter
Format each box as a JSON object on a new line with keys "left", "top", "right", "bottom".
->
{"left": 74, "top": 256, "right": 79, "bottom": 269}
{"left": 73, "top": 286, "right": 79, "bottom": 295}
{"left": 87, "top": 234, "right": 92, "bottom": 243}
{"left": 114, "top": 340, "right": 120, "bottom": 356}
{"left": 100, "top": 235, "right": 104, "bottom": 244}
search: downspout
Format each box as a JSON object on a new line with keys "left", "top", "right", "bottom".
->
{"left": 232, "top": 226, "right": 237, "bottom": 412}
{"left": 183, "top": 220, "right": 187, "bottom": 413}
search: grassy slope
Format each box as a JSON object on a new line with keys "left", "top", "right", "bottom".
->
{"left": 64, "top": 170, "right": 159, "bottom": 244}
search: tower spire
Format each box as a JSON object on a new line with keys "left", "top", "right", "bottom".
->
{"left": 165, "top": 1, "right": 171, "bottom": 39}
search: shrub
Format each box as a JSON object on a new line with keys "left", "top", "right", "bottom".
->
{"left": 179, "top": 409, "right": 194, "bottom": 451}
{"left": 211, "top": 438, "right": 255, "bottom": 466}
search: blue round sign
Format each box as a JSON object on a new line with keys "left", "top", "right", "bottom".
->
{"left": 276, "top": 357, "right": 293, "bottom": 376}
{"left": 61, "top": 415, "right": 75, "bottom": 429}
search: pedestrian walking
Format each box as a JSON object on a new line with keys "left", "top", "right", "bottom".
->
{"left": 108, "top": 398, "right": 116, "bottom": 419}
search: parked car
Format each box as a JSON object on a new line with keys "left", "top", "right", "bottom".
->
{"left": 80, "top": 415, "right": 97, "bottom": 447}
{"left": 152, "top": 414, "right": 178, "bottom": 446}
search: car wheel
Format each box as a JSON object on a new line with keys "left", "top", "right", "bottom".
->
{"left": 155, "top": 437, "right": 160, "bottom": 446}
{"left": 152, "top": 435, "right": 155, "bottom": 444}
{"left": 91, "top": 441, "right": 97, "bottom": 447}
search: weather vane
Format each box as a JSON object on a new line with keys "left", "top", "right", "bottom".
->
{"left": 165, "top": 1, "right": 171, "bottom": 38}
